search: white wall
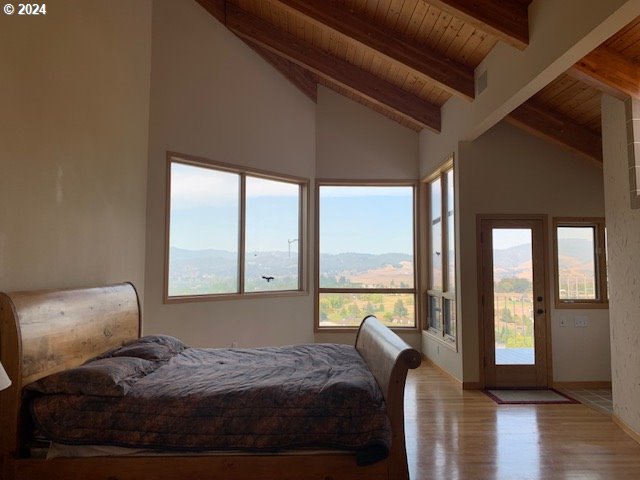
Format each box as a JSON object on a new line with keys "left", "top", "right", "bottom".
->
{"left": 421, "top": 118, "right": 610, "bottom": 384}
{"left": 144, "top": 0, "right": 316, "bottom": 347}
{"left": 0, "top": 1, "right": 151, "bottom": 294}
{"left": 316, "top": 86, "right": 419, "bottom": 180}
{"left": 418, "top": 98, "right": 470, "bottom": 381}
{"left": 458, "top": 122, "right": 609, "bottom": 384}
{"left": 314, "top": 87, "right": 420, "bottom": 349}
{"left": 602, "top": 94, "right": 640, "bottom": 436}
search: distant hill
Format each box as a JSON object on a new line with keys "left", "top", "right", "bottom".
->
{"left": 492, "top": 238, "right": 594, "bottom": 280}
{"left": 319, "top": 252, "right": 412, "bottom": 275}
{"left": 169, "top": 247, "right": 412, "bottom": 280}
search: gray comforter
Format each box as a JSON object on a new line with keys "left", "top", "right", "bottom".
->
{"left": 29, "top": 340, "right": 391, "bottom": 463}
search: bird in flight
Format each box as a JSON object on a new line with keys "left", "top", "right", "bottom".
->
{"left": 262, "top": 276, "right": 274, "bottom": 282}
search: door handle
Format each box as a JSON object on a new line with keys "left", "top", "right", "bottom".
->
{"left": 537, "top": 309, "right": 544, "bottom": 315}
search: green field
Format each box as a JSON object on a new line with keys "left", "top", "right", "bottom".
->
{"left": 319, "top": 292, "right": 415, "bottom": 328}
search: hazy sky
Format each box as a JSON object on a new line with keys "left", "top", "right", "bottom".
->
{"left": 170, "top": 163, "right": 414, "bottom": 254}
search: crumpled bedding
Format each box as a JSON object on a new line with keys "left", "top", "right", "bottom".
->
{"left": 29, "top": 342, "right": 391, "bottom": 464}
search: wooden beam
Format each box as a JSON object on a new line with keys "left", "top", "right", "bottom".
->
{"left": 268, "top": 0, "right": 474, "bottom": 100}
{"left": 569, "top": 45, "right": 640, "bottom": 100}
{"left": 245, "top": 40, "right": 318, "bottom": 103}
{"left": 194, "top": 0, "right": 225, "bottom": 23}
{"left": 425, "top": 0, "right": 529, "bottom": 51}
{"left": 506, "top": 102, "right": 602, "bottom": 164}
{"left": 225, "top": 4, "right": 441, "bottom": 132}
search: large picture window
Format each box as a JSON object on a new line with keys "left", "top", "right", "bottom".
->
{"left": 553, "top": 218, "right": 608, "bottom": 308}
{"left": 166, "top": 154, "right": 307, "bottom": 301}
{"left": 424, "top": 161, "right": 457, "bottom": 345}
{"left": 316, "top": 183, "right": 417, "bottom": 329}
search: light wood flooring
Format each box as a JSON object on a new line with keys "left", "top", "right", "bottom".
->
{"left": 404, "top": 362, "right": 640, "bottom": 480}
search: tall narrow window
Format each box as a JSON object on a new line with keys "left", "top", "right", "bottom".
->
{"left": 553, "top": 218, "right": 607, "bottom": 308}
{"left": 166, "top": 154, "right": 307, "bottom": 301}
{"left": 425, "top": 161, "right": 457, "bottom": 345}
{"left": 245, "top": 176, "right": 300, "bottom": 292}
{"left": 168, "top": 163, "right": 240, "bottom": 296}
{"left": 317, "top": 183, "right": 416, "bottom": 329}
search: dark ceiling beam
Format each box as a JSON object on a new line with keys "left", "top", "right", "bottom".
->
{"left": 194, "top": 0, "right": 225, "bottom": 23}
{"left": 268, "top": 0, "right": 475, "bottom": 100}
{"left": 245, "top": 40, "right": 318, "bottom": 103}
{"left": 568, "top": 45, "right": 640, "bottom": 100}
{"left": 506, "top": 101, "right": 602, "bottom": 164}
{"left": 424, "top": 0, "right": 529, "bottom": 51}
{"left": 225, "top": 3, "right": 441, "bottom": 132}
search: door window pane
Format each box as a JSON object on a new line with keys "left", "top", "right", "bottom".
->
{"left": 245, "top": 176, "right": 300, "bottom": 292}
{"left": 492, "top": 229, "right": 535, "bottom": 366}
{"left": 168, "top": 163, "right": 239, "bottom": 296}
{"left": 557, "top": 226, "right": 597, "bottom": 300}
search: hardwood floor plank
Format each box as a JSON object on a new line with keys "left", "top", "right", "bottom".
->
{"left": 405, "top": 363, "right": 640, "bottom": 480}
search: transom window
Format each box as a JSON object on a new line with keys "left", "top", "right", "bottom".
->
{"left": 316, "top": 183, "right": 417, "bottom": 329}
{"left": 424, "top": 161, "right": 457, "bottom": 345}
{"left": 553, "top": 218, "right": 608, "bottom": 308}
{"left": 165, "top": 154, "right": 307, "bottom": 301}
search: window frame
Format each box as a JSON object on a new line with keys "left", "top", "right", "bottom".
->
{"left": 164, "top": 152, "right": 309, "bottom": 303}
{"left": 552, "top": 217, "right": 608, "bottom": 309}
{"left": 314, "top": 179, "right": 419, "bottom": 332}
{"left": 422, "top": 158, "right": 457, "bottom": 348}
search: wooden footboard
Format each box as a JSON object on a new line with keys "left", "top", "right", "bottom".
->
{"left": 356, "top": 316, "right": 422, "bottom": 480}
{"left": 0, "top": 285, "right": 420, "bottom": 480}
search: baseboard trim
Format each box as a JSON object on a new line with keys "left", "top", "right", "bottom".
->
{"left": 553, "top": 381, "right": 612, "bottom": 389}
{"left": 612, "top": 414, "right": 640, "bottom": 445}
{"left": 462, "top": 382, "right": 482, "bottom": 390}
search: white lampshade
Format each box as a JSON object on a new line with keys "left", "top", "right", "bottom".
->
{"left": 0, "top": 361, "right": 11, "bottom": 391}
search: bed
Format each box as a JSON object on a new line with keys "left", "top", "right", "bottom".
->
{"left": 0, "top": 283, "right": 421, "bottom": 480}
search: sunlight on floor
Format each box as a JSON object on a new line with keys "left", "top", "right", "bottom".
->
{"left": 405, "top": 363, "right": 639, "bottom": 480}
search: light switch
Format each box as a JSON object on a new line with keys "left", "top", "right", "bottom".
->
{"left": 574, "top": 315, "right": 588, "bottom": 327}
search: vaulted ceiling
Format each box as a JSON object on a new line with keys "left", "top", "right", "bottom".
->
{"left": 196, "top": 0, "right": 640, "bottom": 164}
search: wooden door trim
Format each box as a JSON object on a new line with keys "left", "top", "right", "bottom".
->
{"left": 476, "top": 214, "right": 553, "bottom": 389}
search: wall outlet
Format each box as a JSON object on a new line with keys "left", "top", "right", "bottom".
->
{"left": 560, "top": 317, "right": 568, "bottom": 327}
{"left": 574, "top": 316, "right": 588, "bottom": 328}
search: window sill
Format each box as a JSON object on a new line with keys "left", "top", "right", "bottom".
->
{"left": 554, "top": 300, "right": 609, "bottom": 310}
{"left": 164, "top": 289, "right": 308, "bottom": 304}
{"left": 315, "top": 325, "right": 419, "bottom": 334}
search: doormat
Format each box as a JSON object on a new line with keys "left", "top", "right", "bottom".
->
{"left": 484, "top": 388, "right": 579, "bottom": 405}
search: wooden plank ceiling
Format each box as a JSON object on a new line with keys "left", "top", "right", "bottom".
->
{"left": 197, "top": 0, "right": 640, "bottom": 164}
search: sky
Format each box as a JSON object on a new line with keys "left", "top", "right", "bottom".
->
{"left": 170, "top": 163, "right": 414, "bottom": 255}
{"left": 492, "top": 229, "right": 533, "bottom": 250}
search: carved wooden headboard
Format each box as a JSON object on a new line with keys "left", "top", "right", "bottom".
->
{"left": 0, "top": 283, "right": 140, "bottom": 459}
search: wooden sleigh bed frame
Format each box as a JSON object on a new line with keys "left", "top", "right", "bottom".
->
{"left": 0, "top": 283, "right": 421, "bottom": 480}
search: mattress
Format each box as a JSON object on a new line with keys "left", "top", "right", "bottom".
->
{"left": 28, "top": 338, "right": 391, "bottom": 465}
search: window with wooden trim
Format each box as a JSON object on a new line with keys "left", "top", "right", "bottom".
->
{"left": 165, "top": 154, "right": 307, "bottom": 301}
{"left": 316, "top": 182, "right": 417, "bottom": 329}
{"left": 553, "top": 218, "right": 608, "bottom": 308}
{"left": 424, "top": 163, "right": 457, "bottom": 345}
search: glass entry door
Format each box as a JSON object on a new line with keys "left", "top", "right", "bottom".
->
{"left": 479, "top": 217, "right": 550, "bottom": 388}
